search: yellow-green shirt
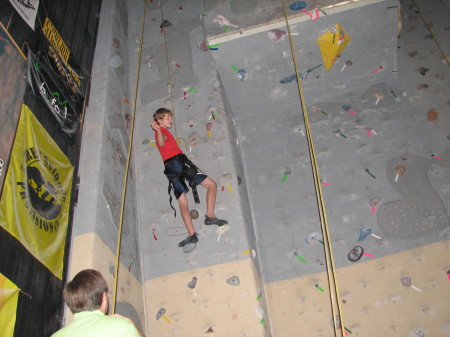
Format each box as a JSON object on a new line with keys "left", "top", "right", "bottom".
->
{"left": 51, "top": 310, "right": 141, "bottom": 337}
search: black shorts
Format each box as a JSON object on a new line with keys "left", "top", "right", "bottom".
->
{"left": 164, "top": 154, "right": 207, "bottom": 199}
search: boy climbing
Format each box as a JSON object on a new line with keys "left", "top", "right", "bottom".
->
{"left": 151, "top": 108, "right": 227, "bottom": 247}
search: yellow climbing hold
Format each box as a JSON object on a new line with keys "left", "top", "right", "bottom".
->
{"left": 317, "top": 24, "right": 351, "bottom": 71}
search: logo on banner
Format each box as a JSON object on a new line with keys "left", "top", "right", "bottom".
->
{"left": 16, "top": 146, "right": 68, "bottom": 232}
{"left": 27, "top": 50, "right": 79, "bottom": 135}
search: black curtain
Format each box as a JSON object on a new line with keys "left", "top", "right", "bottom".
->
{"left": 0, "top": 0, "right": 102, "bottom": 335}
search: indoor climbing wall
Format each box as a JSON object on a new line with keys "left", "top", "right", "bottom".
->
{"left": 204, "top": 0, "right": 450, "bottom": 335}
{"left": 130, "top": 0, "right": 270, "bottom": 336}
{"left": 69, "top": 0, "right": 450, "bottom": 336}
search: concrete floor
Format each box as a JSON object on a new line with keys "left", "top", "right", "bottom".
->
{"left": 72, "top": 0, "right": 450, "bottom": 335}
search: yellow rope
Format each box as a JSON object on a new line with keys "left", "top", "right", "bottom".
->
{"left": 279, "top": 1, "right": 344, "bottom": 335}
{"left": 112, "top": 0, "right": 148, "bottom": 313}
{"left": 411, "top": 0, "right": 449, "bottom": 67}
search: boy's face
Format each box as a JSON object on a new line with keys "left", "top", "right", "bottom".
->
{"left": 158, "top": 114, "right": 172, "bottom": 128}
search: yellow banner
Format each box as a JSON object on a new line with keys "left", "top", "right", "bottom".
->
{"left": 42, "top": 17, "right": 70, "bottom": 62}
{"left": 42, "top": 17, "right": 81, "bottom": 88}
{"left": 0, "top": 104, "right": 74, "bottom": 279}
{"left": 0, "top": 273, "right": 20, "bottom": 337}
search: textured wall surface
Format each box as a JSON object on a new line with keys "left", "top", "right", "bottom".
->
{"left": 72, "top": 0, "right": 142, "bottom": 281}
{"left": 70, "top": 0, "right": 450, "bottom": 336}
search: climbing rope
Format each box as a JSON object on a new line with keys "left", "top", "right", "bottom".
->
{"left": 411, "top": 0, "right": 449, "bottom": 67}
{"left": 279, "top": 1, "right": 345, "bottom": 336}
{"left": 112, "top": 0, "right": 148, "bottom": 313}
{"left": 159, "top": 3, "right": 179, "bottom": 138}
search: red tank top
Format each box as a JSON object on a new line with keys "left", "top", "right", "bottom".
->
{"left": 155, "top": 127, "right": 183, "bottom": 161}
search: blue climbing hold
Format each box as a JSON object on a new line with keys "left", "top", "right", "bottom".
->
{"left": 280, "top": 74, "right": 297, "bottom": 84}
{"left": 342, "top": 104, "right": 352, "bottom": 111}
{"left": 290, "top": 1, "right": 307, "bottom": 11}
{"left": 357, "top": 227, "right": 372, "bottom": 241}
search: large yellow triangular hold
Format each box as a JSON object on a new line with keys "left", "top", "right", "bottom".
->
{"left": 317, "top": 24, "right": 351, "bottom": 72}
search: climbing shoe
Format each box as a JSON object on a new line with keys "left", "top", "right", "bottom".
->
{"left": 178, "top": 233, "right": 198, "bottom": 247}
{"left": 204, "top": 216, "right": 228, "bottom": 226}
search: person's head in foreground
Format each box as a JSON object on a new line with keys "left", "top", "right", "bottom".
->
{"left": 63, "top": 269, "right": 109, "bottom": 314}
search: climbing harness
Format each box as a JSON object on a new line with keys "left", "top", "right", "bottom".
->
{"left": 165, "top": 154, "right": 201, "bottom": 217}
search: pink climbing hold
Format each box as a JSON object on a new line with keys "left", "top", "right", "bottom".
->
{"left": 197, "top": 40, "right": 209, "bottom": 51}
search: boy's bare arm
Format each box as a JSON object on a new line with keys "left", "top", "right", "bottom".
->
{"left": 150, "top": 121, "right": 166, "bottom": 146}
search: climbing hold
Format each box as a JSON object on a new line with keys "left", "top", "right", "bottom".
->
{"left": 394, "top": 165, "right": 406, "bottom": 182}
{"left": 300, "top": 64, "right": 322, "bottom": 79}
{"left": 205, "top": 326, "right": 214, "bottom": 333}
{"left": 365, "top": 168, "right": 376, "bottom": 179}
{"left": 374, "top": 93, "right": 384, "bottom": 105}
{"left": 409, "top": 52, "right": 418, "bottom": 57}
{"left": 237, "top": 69, "right": 248, "bottom": 81}
{"left": 305, "top": 232, "right": 321, "bottom": 244}
{"left": 371, "top": 65, "right": 383, "bottom": 73}
{"left": 418, "top": 67, "right": 429, "bottom": 76}
{"left": 183, "top": 243, "right": 196, "bottom": 254}
{"left": 400, "top": 276, "right": 421, "bottom": 291}
{"left": 394, "top": 165, "right": 406, "bottom": 175}
{"left": 342, "top": 105, "right": 356, "bottom": 114}
{"left": 226, "top": 276, "right": 240, "bottom": 286}
{"left": 333, "top": 129, "right": 347, "bottom": 138}
{"left": 197, "top": 40, "right": 209, "bottom": 51}
{"left": 217, "top": 173, "right": 234, "bottom": 188}
{"left": 267, "top": 29, "right": 287, "bottom": 43}
{"left": 279, "top": 74, "right": 297, "bottom": 84}
{"left": 294, "top": 252, "right": 307, "bottom": 262}
{"left": 357, "top": 227, "right": 372, "bottom": 241}
{"left": 187, "top": 277, "right": 197, "bottom": 289}
{"left": 281, "top": 167, "right": 291, "bottom": 182}
{"left": 160, "top": 20, "right": 172, "bottom": 28}
{"left": 190, "top": 209, "right": 199, "bottom": 219}
{"left": 289, "top": 1, "right": 307, "bottom": 11}
{"left": 330, "top": 315, "right": 341, "bottom": 329}
{"left": 256, "top": 289, "right": 263, "bottom": 300}
{"left": 217, "top": 225, "right": 229, "bottom": 241}
{"left": 369, "top": 197, "right": 381, "bottom": 206}
{"left": 347, "top": 246, "right": 364, "bottom": 262}
{"left": 417, "top": 84, "right": 429, "bottom": 89}
{"left": 341, "top": 60, "right": 352, "bottom": 71}
{"left": 213, "top": 15, "right": 238, "bottom": 28}
{"left": 413, "top": 330, "right": 425, "bottom": 337}
{"left": 156, "top": 308, "right": 166, "bottom": 320}
{"left": 427, "top": 108, "right": 438, "bottom": 121}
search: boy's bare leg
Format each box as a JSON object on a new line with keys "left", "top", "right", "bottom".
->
{"left": 178, "top": 193, "right": 195, "bottom": 236}
{"left": 200, "top": 177, "right": 217, "bottom": 217}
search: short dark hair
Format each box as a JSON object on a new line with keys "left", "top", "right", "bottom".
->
{"left": 153, "top": 107, "right": 172, "bottom": 121}
{"left": 63, "top": 269, "right": 108, "bottom": 313}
